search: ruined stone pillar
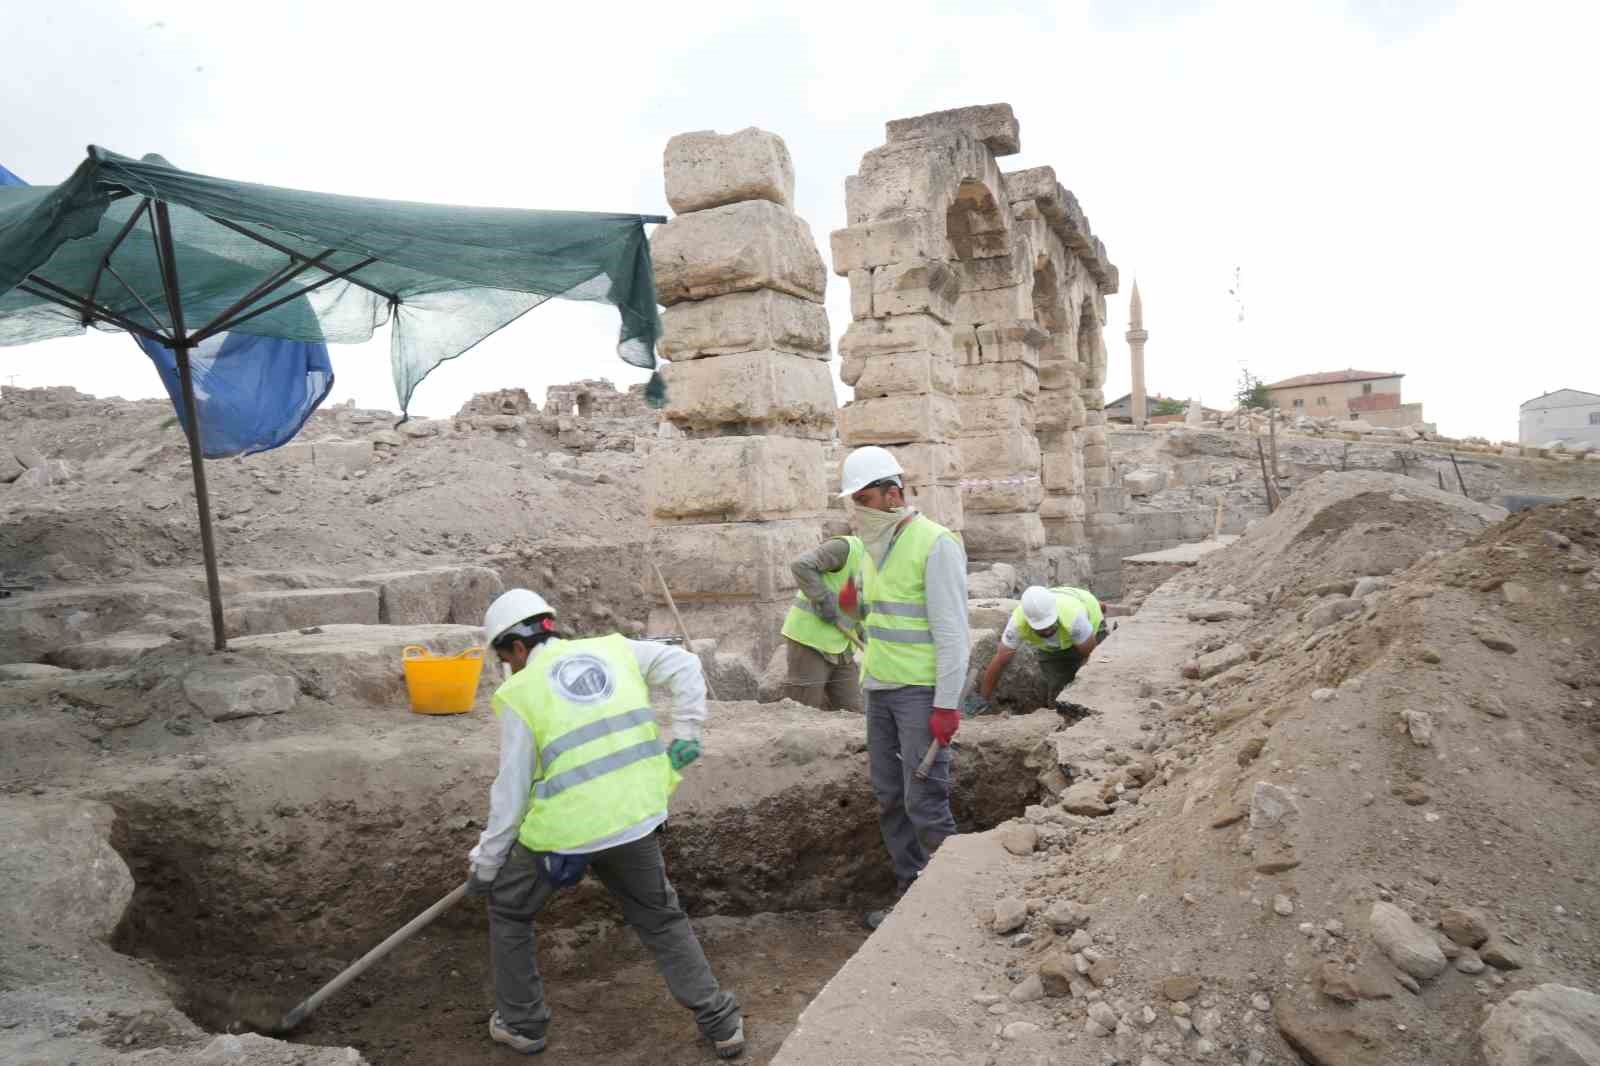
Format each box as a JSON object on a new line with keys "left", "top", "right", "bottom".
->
{"left": 1127, "top": 280, "right": 1148, "bottom": 427}
{"left": 645, "top": 129, "right": 836, "bottom": 676}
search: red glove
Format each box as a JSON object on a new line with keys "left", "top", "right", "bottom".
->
{"left": 837, "top": 577, "right": 859, "bottom": 619}
{"left": 929, "top": 708, "right": 960, "bottom": 746}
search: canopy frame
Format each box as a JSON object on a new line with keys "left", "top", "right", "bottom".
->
{"left": 15, "top": 188, "right": 413, "bottom": 651}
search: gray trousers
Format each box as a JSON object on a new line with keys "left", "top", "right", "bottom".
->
{"left": 783, "top": 637, "right": 863, "bottom": 712}
{"left": 487, "top": 834, "right": 740, "bottom": 1041}
{"left": 865, "top": 685, "right": 957, "bottom": 888}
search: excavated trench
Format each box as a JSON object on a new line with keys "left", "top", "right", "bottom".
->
{"left": 105, "top": 724, "right": 1046, "bottom": 1065}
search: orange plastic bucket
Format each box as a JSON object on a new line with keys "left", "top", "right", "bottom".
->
{"left": 402, "top": 645, "right": 485, "bottom": 715}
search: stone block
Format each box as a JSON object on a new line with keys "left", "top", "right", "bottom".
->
{"left": 183, "top": 665, "right": 299, "bottom": 722}
{"left": 847, "top": 269, "right": 872, "bottom": 321}
{"left": 830, "top": 213, "right": 942, "bottom": 274}
{"left": 1083, "top": 443, "right": 1109, "bottom": 465}
{"left": 224, "top": 587, "right": 380, "bottom": 637}
{"left": 841, "top": 349, "right": 956, "bottom": 399}
{"left": 1083, "top": 466, "right": 1110, "bottom": 488}
{"left": 903, "top": 480, "right": 964, "bottom": 531}
{"left": 839, "top": 314, "right": 952, "bottom": 359}
{"left": 1035, "top": 398, "right": 1074, "bottom": 432}
{"left": 649, "top": 436, "right": 827, "bottom": 523}
{"left": 664, "top": 127, "right": 795, "bottom": 214}
{"left": 886, "top": 103, "right": 1021, "bottom": 156}
{"left": 964, "top": 512, "right": 1045, "bottom": 558}
{"left": 48, "top": 633, "right": 173, "bottom": 670}
{"left": 352, "top": 566, "right": 504, "bottom": 625}
{"left": 956, "top": 396, "right": 1035, "bottom": 433}
{"left": 838, "top": 394, "right": 960, "bottom": 446}
{"left": 648, "top": 520, "right": 823, "bottom": 602}
{"left": 312, "top": 439, "right": 374, "bottom": 475}
{"left": 1039, "top": 494, "right": 1086, "bottom": 521}
{"left": 954, "top": 283, "right": 1032, "bottom": 325}
{"left": 0, "top": 799, "right": 131, "bottom": 944}
{"left": 1069, "top": 394, "right": 1087, "bottom": 429}
{"left": 644, "top": 599, "right": 792, "bottom": 672}
{"left": 846, "top": 133, "right": 997, "bottom": 227}
{"left": 954, "top": 320, "right": 1046, "bottom": 369}
{"left": 882, "top": 442, "right": 962, "bottom": 484}
{"left": 1043, "top": 450, "right": 1081, "bottom": 492}
{"left": 1123, "top": 468, "right": 1167, "bottom": 497}
{"left": 661, "top": 349, "right": 837, "bottom": 438}
{"left": 963, "top": 475, "right": 1043, "bottom": 515}
{"left": 231, "top": 624, "right": 492, "bottom": 707}
{"left": 956, "top": 246, "right": 1030, "bottom": 292}
{"left": 659, "top": 289, "right": 830, "bottom": 361}
{"left": 1037, "top": 359, "right": 1080, "bottom": 391}
{"left": 866, "top": 259, "right": 961, "bottom": 323}
{"left": 959, "top": 430, "right": 1041, "bottom": 475}
{"left": 957, "top": 361, "right": 1039, "bottom": 400}
{"left": 1042, "top": 517, "right": 1087, "bottom": 547}
{"left": 652, "top": 200, "right": 827, "bottom": 305}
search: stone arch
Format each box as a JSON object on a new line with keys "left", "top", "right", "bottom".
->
{"left": 945, "top": 178, "right": 1012, "bottom": 261}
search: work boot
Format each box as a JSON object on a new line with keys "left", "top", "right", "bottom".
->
{"left": 712, "top": 1017, "right": 746, "bottom": 1059}
{"left": 488, "top": 1012, "right": 547, "bottom": 1054}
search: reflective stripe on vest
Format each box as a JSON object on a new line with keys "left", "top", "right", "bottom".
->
{"left": 780, "top": 536, "right": 864, "bottom": 656}
{"left": 861, "top": 515, "right": 957, "bottom": 685}
{"left": 1012, "top": 587, "right": 1102, "bottom": 650}
{"left": 492, "top": 634, "right": 679, "bottom": 853}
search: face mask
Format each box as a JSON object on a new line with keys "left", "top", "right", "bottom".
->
{"left": 851, "top": 502, "right": 913, "bottom": 558}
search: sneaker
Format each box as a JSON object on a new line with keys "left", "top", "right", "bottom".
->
{"left": 489, "top": 1012, "right": 547, "bottom": 1054}
{"left": 712, "top": 1018, "right": 746, "bottom": 1059}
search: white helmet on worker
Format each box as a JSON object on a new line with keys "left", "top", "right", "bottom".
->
{"left": 838, "top": 445, "right": 904, "bottom": 498}
{"left": 1021, "top": 586, "right": 1059, "bottom": 630}
{"left": 484, "top": 588, "right": 555, "bottom": 646}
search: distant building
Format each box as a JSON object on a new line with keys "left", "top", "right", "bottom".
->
{"left": 1263, "top": 369, "right": 1423, "bottom": 428}
{"left": 1520, "top": 389, "right": 1600, "bottom": 448}
{"left": 1105, "top": 392, "right": 1182, "bottom": 423}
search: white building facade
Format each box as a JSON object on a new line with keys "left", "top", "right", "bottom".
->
{"left": 1520, "top": 389, "right": 1600, "bottom": 448}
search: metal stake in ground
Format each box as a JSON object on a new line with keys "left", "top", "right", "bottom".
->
{"left": 1450, "top": 452, "right": 1469, "bottom": 497}
{"left": 650, "top": 561, "right": 721, "bottom": 702}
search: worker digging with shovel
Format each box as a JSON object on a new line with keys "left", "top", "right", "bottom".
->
{"left": 781, "top": 530, "right": 867, "bottom": 711}
{"left": 467, "top": 589, "right": 745, "bottom": 1058}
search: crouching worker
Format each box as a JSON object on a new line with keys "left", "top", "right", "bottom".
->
{"left": 468, "top": 589, "right": 745, "bottom": 1058}
{"left": 780, "top": 533, "right": 866, "bottom": 711}
{"left": 966, "top": 586, "right": 1107, "bottom": 716}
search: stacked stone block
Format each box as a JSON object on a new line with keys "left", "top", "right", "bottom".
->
{"left": 646, "top": 128, "right": 835, "bottom": 671}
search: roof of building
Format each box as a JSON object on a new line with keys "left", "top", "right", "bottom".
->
{"left": 1264, "top": 369, "right": 1403, "bottom": 390}
{"left": 1105, "top": 392, "right": 1181, "bottom": 408}
{"left": 1520, "top": 388, "right": 1600, "bottom": 408}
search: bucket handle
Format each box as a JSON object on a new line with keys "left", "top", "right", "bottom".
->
{"left": 403, "top": 645, "right": 486, "bottom": 662}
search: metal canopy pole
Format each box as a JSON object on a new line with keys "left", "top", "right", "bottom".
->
{"left": 151, "top": 200, "right": 228, "bottom": 651}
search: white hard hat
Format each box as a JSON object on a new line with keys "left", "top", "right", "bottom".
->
{"left": 1021, "top": 586, "right": 1058, "bottom": 630}
{"left": 838, "top": 446, "right": 904, "bottom": 498}
{"left": 484, "top": 588, "right": 555, "bottom": 646}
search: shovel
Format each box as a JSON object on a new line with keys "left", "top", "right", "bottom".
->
{"left": 265, "top": 877, "right": 557, "bottom": 1035}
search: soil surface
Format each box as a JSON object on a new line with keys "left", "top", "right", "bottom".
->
{"left": 160, "top": 910, "right": 867, "bottom": 1066}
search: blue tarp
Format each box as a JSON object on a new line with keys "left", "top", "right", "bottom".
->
{"left": 2, "top": 160, "right": 334, "bottom": 458}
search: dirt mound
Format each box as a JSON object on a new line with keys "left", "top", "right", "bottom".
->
{"left": 1188, "top": 469, "right": 1507, "bottom": 600}
{"left": 999, "top": 497, "right": 1600, "bottom": 1064}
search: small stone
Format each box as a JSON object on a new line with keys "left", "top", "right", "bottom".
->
{"left": 1045, "top": 899, "right": 1094, "bottom": 933}
{"left": 1001, "top": 1020, "right": 1041, "bottom": 1041}
{"left": 1544, "top": 530, "right": 1573, "bottom": 549}
{"left": 1419, "top": 647, "right": 1442, "bottom": 664}
{"left": 1087, "top": 1001, "right": 1119, "bottom": 1036}
{"left": 1001, "top": 823, "right": 1040, "bottom": 856}
{"left": 1251, "top": 993, "right": 1271, "bottom": 1012}
{"left": 1480, "top": 937, "right": 1525, "bottom": 971}
{"left": 1011, "top": 975, "right": 1046, "bottom": 1003}
{"left": 1473, "top": 626, "right": 1518, "bottom": 654}
{"left": 988, "top": 1002, "right": 1011, "bottom": 1015}
{"left": 1395, "top": 971, "right": 1422, "bottom": 994}
{"left": 1273, "top": 895, "right": 1295, "bottom": 916}
{"left": 1440, "top": 906, "right": 1491, "bottom": 947}
{"left": 1456, "top": 949, "right": 1486, "bottom": 974}
{"left": 972, "top": 991, "right": 1003, "bottom": 1005}
{"left": 1369, "top": 901, "right": 1448, "bottom": 979}
{"left": 1311, "top": 688, "right": 1337, "bottom": 703}
{"left": 1068, "top": 929, "right": 1094, "bottom": 952}
{"left": 1161, "top": 976, "right": 1201, "bottom": 1002}
{"left": 1174, "top": 1017, "right": 1194, "bottom": 1036}
{"left": 1501, "top": 581, "right": 1532, "bottom": 605}
{"left": 1400, "top": 709, "right": 1435, "bottom": 747}
{"left": 993, "top": 897, "right": 1028, "bottom": 934}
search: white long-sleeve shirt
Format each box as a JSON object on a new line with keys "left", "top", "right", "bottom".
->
{"left": 468, "top": 638, "right": 707, "bottom": 878}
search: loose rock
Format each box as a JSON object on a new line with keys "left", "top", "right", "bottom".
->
{"left": 1369, "top": 901, "right": 1448, "bottom": 979}
{"left": 992, "top": 897, "right": 1028, "bottom": 934}
{"left": 1480, "top": 983, "right": 1600, "bottom": 1065}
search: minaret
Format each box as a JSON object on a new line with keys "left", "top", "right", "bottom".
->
{"left": 1126, "top": 279, "right": 1149, "bottom": 427}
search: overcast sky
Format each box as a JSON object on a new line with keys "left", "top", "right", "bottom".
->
{"left": 3, "top": 0, "right": 1595, "bottom": 441}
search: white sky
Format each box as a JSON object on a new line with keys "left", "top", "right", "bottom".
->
{"left": 3, "top": 0, "right": 1596, "bottom": 441}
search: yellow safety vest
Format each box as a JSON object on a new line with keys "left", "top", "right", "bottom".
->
{"left": 780, "top": 536, "right": 864, "bottom": 656}
{"left": 1010, "top": 587, "right": 1103, "bottom": 650}
{"left": 492, "top": 634, "right": 680, "bottom": 854}
{"left": 861, "top": 515, "right": 958, "bottom": 686}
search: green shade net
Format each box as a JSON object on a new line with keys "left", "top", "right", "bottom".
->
{"left": 0, "top": 147, "right": 663, "bottom": 414}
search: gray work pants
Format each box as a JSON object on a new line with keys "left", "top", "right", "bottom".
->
{"left": 783, "top": 637, "right": 863, "bottom": 712}
{"left": 865, "top": 685, "right": 957, "bottom": 888}
{"left": 487, "top": 834, "right": 740, "bottom": 1042}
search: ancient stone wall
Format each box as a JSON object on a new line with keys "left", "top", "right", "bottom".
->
{"left": 541, "top": 379, "right": 649, "bottom": 419}
{"left": 833, "top": 105, "right": 1119, "bottom": 585}
{"left": 645, "top": 128, "right": 836, "bottom": 675}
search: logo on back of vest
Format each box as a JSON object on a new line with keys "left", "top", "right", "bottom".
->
{"left": 550, "top": 654, "right": 615, "bottom": 704}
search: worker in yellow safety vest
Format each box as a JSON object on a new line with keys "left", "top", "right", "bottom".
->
{"left": 837, "top": 446, "right": 970, "bottom": 930}
{"left": 781, "top": 533, "right": 866, "bottom": 711}
{"left": 467, "top": 589, "right": 745, "bottom": 1059}
{"left": 967, "top": 585, "right": 1107, "bottom": 716}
